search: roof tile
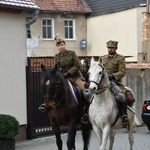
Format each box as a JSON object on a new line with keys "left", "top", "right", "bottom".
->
{"left": 32, "top": 0, "right": 92, "bottom": 13}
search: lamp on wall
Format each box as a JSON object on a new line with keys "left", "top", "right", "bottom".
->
{"left": 80, "top": 39, "right": 87, "bottom": 50}
{"left": 60, "top": 12, "right": 66, "bottom": 18}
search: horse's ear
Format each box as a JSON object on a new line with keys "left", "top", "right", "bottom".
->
{"left": 53, "top": 64, "right": 58, "bottom": 73}
{"left": 54, "top": 64, "right": 58, "bottom": 69}
{"left": 90, "top": 57, "right": 95, "bottom": 66}
{"left": 98, "top": 57, "right": 105, "bottom": 69}
{"left": 98, "top": 57, "right": 103, "bottom": 65}
{"left": 41, "top": 64, "right": 46, "bottom": 72}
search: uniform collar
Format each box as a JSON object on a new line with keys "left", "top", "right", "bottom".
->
{"left": 107, "top": 53, "right": 117, "bottom": 58}
{"left": 59, "top": 50, "right": 67, "bottom": 56}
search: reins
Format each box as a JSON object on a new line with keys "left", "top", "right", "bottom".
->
{"left": 89, "top": 75, "right": 120, "bottom": 128}
{"left": 89, "top": 72, "right": 110, "bottom": 95}
{"left": 55, "top": 94, "right": 65, "bottom": 107}
{"left": 45, "top": 74, "right": 66, "bottom": 109}
{"left": 96, "top": 85, "right": 109, "bottom": 94}
{"left": 53, "top": 75, "right": 66, "bottom": 108}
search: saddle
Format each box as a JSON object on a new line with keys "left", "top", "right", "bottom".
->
{"left": 110, "top": 82, "right": 135, "bottom": 107}
{"left": 125, "top": 88, "right": 135, "bottom": 106}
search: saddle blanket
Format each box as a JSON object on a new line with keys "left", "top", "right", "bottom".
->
{"left": 67, "top": 80, "right": 79, "bottom": 104}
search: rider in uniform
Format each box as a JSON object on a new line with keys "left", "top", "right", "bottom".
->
{"left": 39, "top": 36, "right": 89, "bottom": 123}
{"left": 54, "top": 36, "right": 85, "bottom": 91}
{"left": 102, "top": 40, "right": 135, "bottom": 125}
{"left": 54, "top": 36, "right": 89, "bottom": 123}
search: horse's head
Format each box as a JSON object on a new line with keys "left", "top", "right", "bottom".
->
{"left": 41, "top": 64, "right": 61, "bottom": 109}
{"left": 87, "top": 57, "right": 109, "bottom": 93}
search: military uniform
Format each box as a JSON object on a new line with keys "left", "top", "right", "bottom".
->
{"left": 102, "top": 40, "right": 130, "bottom": 125}
{"left": 102, "top": 53, "right": 126, "bottom": 94}
{"left": 54, "top": 37, "right": 90, "bottom": 123}
{"left": 54, "top": 36, "right": 85, "bottom": 91}
{"left": 39, "top": 37, "right": 86, "bottom": 117}
{"left": 55, "top": 50, "right": 84, "bottom": 82}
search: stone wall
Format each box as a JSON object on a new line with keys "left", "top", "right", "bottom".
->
{"left": 123, "top": 67, "right": 150, "bottom": 123}
{"left": 138, "top": 12, "right": 150, "bottom": 63}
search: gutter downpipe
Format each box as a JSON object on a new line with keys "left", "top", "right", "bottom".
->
{"left": 147, "top": 0, "right": 150, "bottom": 12}
{"left": 26, "top": 9, "right": 40, "bottom": 27}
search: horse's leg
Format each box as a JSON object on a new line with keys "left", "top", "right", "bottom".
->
{"left": 100, "top": 125, "right": 111, "bottom": 150}
{"left": 109, "top": 130, "right": 115, "bottom": 150}
{"left": 55, "top": 132, "right": 62, "bottom": 150}
{"left": 52, "top": 124, "right": 62, "bottom": 150}
{"left": 92, "top": 125, "right": 102, "bottom": 146}
{"left": 67, "top": 119, "right": 77, "bottom": 150}
{"left": 81, "top": 123, "right": 91, "bottom": 150}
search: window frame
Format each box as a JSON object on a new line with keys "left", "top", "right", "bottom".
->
{"left": 42, "top": 18, "right": 54, "bottom": 40}
{"left": 64, "top": 19, "right": 76, "bottom": 40}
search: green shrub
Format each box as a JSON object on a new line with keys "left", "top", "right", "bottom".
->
{"left": 0, "top": 114, "right": 19, "bottom": 140}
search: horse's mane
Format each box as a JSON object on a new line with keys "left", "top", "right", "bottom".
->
{"left": 102, "top": 68, "right": 110, "bottom": 87}
{"left": 93, "top": 60, "right": 110, "bottom": 88}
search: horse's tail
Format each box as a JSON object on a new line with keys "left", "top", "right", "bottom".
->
{"left": 132, "top": 104, "right": 142, "bottom": 126}
{"left": 130, "top": 103, "right": 142, "bottom": 127}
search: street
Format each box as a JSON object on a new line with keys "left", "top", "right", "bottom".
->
{"left": 16, "top": 126, "right": 150, "bottom": 150}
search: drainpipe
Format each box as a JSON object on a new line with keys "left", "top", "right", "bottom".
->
{"left": 26, "top": 9, "right": 40, "bottom": 27}
{"left": 147, "top": 0, "right": 150, "bottom": 12}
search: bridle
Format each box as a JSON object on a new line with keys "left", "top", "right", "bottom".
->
{"left": 43, "top": 73, "right": 65, "bottom": 109}
{"left": 89, "top": 65, "right": 109, "bottom": 95}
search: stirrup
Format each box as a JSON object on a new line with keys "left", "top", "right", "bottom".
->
{"left": 81, "top": 114, "right": 89, "bottom": 124}
{"left": 38, "top": 103, "right": 46, "bottom": 112}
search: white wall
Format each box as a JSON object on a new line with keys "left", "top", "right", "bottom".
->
{"left": 0, "top": 12, "right": 27, "bottom": 125}
{"left": 87, "top": 7, "right": 145, "bottom": 62}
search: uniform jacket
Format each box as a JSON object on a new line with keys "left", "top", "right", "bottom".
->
{"left": 102, "top": 53, "right": 126, "bottom": 93}
{"left": 54, "top": 50, "right": 83, "bottom": 81}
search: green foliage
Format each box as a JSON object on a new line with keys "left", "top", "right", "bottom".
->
{"left": 0, "top": 114, "right": 19, "bottom": 140}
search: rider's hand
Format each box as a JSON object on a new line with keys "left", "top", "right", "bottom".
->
{"left": 63, "top": 72, "right": 70, "bottom": 79}
{"left": 108, "top": 74, "right": 115, "bottom": 81}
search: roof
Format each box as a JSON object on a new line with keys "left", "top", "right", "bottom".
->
{"left": 32, "top": 0, "right": 92, "bottom": 13}
{"left": 85, "top": 0, "right": 146, "bottom": 16}
{"left": 0, "top": 0, "right": 39, "bottom": 10}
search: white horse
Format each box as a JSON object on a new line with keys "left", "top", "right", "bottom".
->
{"left": 86, "top": 57, "right": 140, "bottom": 150}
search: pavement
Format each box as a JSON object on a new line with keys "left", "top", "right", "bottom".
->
{"left": 16, "top": 126, "right": 150, "bottom": 150}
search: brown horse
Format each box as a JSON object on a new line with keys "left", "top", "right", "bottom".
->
{"left": 40, "top": 64, "right": 91, "bottom": 150}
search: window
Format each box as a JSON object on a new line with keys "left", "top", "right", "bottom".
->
{"left": 64, "top": 19, "right": 75, "bottom": 40}
{"left": 26, "top": 17, "right": 32, "bottom": 38}
{"left": 42, "top": 18, "right": 54, "bottom": 39}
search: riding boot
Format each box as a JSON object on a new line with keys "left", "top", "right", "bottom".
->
{"left": 120, "top": 101, "right": 129, "bottom": 125}
{"left": 81, "top": 106, "right": 89, "bottom": 124}
{"left": 81, "top": 89, "right": 92, "bottom": 124}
